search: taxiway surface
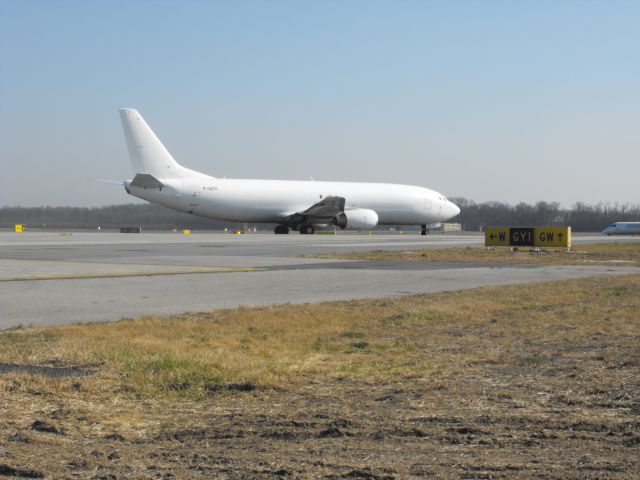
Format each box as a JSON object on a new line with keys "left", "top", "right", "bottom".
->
{"left": 1, "top": 231, "right": 637, "bottom": 328}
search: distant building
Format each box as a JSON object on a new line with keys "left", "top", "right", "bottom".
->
{"left": 435, "top": 223, "right": 462, "bottom": 233}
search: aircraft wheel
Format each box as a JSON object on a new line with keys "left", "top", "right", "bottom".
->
{"left": 421, "top": 224, "right": 428, "bottom": 236}
{"left": 300, "top": 225, "right": 315, "bottom": 235}
{"left": 275, "top": 225, "right": 289, "bottom": 234}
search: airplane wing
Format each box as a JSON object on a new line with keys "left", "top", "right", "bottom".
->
{"left": 283, "top": 196, "right": 345, "bottom": 224}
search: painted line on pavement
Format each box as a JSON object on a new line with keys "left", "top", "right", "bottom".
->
{"left": 0, "top": 267, "right": 260, "bottom": 282}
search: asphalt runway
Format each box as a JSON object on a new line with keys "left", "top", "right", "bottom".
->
{"left": 0, "top": 231, "right": 637, "bottom": 328}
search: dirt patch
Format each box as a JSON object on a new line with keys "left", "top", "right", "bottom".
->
{"left": 0, "top": 464, "right": 44, "bottom": 478}
{"left": 2, "top": 372, "right": 638, "bottom": 478}
{"left": 0, "top": 363, "right": 95, "bottom": 378}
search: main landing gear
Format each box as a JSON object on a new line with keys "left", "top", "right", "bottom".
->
{"left": 421, "top": 224, "right": 428, "bottom": 236}
{"left": 274, "top": 224, "right": 315, "bottom": 235}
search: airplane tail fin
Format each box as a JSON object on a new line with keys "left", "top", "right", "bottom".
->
{"left": 119, "top": 108, "right": 184, "bottom": 178}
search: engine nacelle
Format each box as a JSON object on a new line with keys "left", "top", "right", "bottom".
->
{"left": 333, "top": 208, "right": 379, "bottom": 230}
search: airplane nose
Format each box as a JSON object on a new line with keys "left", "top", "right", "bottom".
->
{"left": 450, "top": 201, "right": 460, "bottom": 217}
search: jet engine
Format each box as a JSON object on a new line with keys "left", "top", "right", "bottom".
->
{"left": 333, "top": 208, "right": 379, "bottom": 230}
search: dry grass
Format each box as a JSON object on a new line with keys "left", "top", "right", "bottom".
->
{"left": 308, "top": 241, "right": 640, "bottom": 266}
{"left": 1, "top": 273, "right": 639, "bottom": 398}
{"left": 1, "top": 274, "right": 639, "bottom": 478}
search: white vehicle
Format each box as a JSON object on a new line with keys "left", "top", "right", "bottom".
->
{"left": 118, "top": 108, "right": 460, "bottom": 234}
{"left": 602, "top": 222, "right": 640, "bottom": 236}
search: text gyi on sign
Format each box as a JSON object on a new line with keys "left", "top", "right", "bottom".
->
{"left": 485, "top": 226, "right": 571, "bottom": 248}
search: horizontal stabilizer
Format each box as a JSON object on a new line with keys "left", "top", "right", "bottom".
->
{"left": 130, "top": 173, "right": 164, "bottom": 189}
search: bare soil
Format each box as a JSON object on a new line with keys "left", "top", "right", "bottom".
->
{"left": 2, "top": 367, "right": 639, "bottom": 479}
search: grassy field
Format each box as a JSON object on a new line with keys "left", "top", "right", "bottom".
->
{"left": 1, "top": 274, "right": 639, "bottom": 478}
{"left": 308, "top": 241, "right": 640, "bottom": 266}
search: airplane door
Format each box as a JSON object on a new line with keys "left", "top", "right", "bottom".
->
{"left": 188, "top": 189, "right": 200, "bottom": 212}
{"left": 190, "top": 190, "right": 200, "bottom": 205}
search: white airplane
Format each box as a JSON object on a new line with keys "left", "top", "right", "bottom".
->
{"left": 119, "top": 108, "right": 460, "bottom": 234}
{"left": 602, "top": 222, "right": 640, "bottom": 236}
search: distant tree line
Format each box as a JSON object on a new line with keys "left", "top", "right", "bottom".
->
{"left": 0, "top": 204, "right": 246, "bottom": 231}
{"left": 449, "top": 198, "right": 640, "bottom": 232}
{"left": 1, "top": 200, "right": 638, "bottom": 232}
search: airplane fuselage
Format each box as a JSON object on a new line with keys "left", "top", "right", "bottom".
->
{"left": 126, "top": 173, "right": 459, "bottom": 225}
{"left": 602, "top": 222, "right": 640, "bottom": 236}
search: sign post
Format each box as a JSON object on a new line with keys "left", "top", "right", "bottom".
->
{"left": 534, "top": 227, "right": 571, "bottom": 249}
{"left": 484, "top": 227, "right": 510, "bottom": 247}
{"left": 485, "top": 226, "right": 571, "bottom": 249}
{"left": 509, "top": 227, "right": 534, "bottom": 246}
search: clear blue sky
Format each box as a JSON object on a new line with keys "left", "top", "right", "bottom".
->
{"left": 1, "top": 0, "right": 638, "bottom": 207}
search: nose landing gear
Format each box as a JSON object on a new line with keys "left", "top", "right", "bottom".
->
{"left": 274, "top": 225, "right": 290, "bottom": 234}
